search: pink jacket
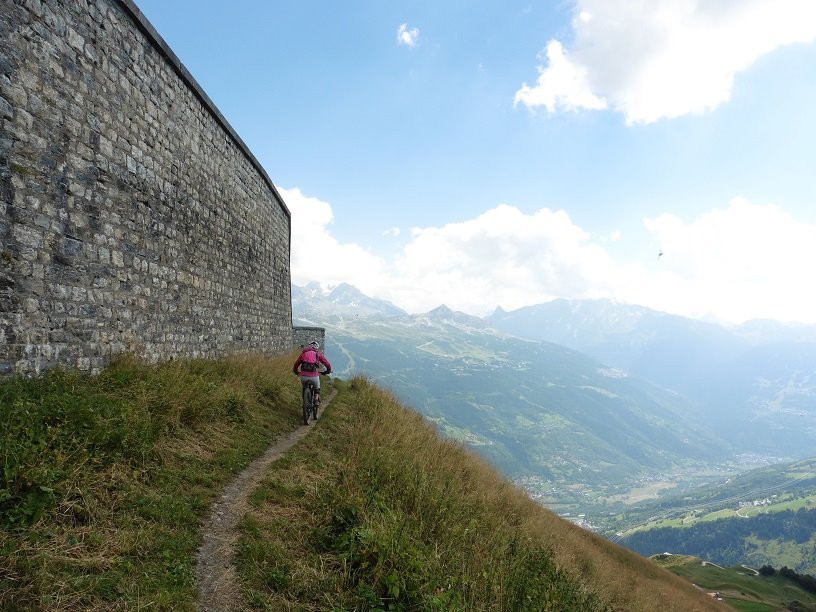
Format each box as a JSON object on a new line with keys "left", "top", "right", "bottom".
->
{"left": 292, "top": 350, "right": 331, "bottom": 378}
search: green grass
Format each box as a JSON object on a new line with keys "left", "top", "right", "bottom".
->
{"left": 724, "top": 599, "right": 776, "bottom": 612}
{"left": 0, "top": 353, "right": 303, "bottom": 610}
{"left": 653, "top": 554, "right": 816, "bottom": 611}
{"left": 609, "top": 457, "right": 816, "bottom": 537}
{"left": 235, "top": 378, "right": 723, "bottom": 611}
{"left": 0, "top": 360, "right": 733, "bottom": 611}
{"left": 743, "top": 534, "right": 816, "bottom": 576}
{"left": 627, "top": 494, "right": 816, "bottom": 533}
{"left": 734, "top": 495, "right": 816, "bottom": 518}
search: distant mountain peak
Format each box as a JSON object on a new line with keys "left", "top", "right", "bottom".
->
{"left": 292, "top": 282, "right": 406, "bottom": 321}
{"left": 328, "top": 281, "right": 357, "bottom": 293}
{"left": 328, "top": 283, "right": 365, "bottom": 300}
{"left": 421, "top": 304, "right": 486, "bottom": 328}
{"left": 427, "top": 304, "right": 454, "bottom": 318}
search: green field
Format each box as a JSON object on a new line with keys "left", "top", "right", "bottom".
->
{"left": 634, "top": 493, "right": 816, "bottom": 531}
{"left": 608, "top": 458, "right": 816, "bottom": 538}
{"left": 653, "top": 554, "right": 816, "bottom": 611}
{"left": 612, "top": 459, "right": 816, "bottom": 583}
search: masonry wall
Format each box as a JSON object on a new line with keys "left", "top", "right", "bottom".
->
{"left": 292, "top": 326, "right": 325, "bottom": 349}
{"left": 0, "top": 0, "right": 292, "bottom": 376}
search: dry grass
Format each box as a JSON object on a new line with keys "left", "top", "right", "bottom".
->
{"left": 236, "top": 378, "right": 725, "bottom": 610}
{"left": 1, "top": 358, "right": 726, "bottom": 610}
{"left": 0, "top": 352, "right": 303, "bottom": 610}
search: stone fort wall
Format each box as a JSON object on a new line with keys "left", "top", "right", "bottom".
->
{"left": 292, "top": 326, "right": 326, "bottom": 350}
{"left": 1, "top": 0, "right": 293, "bottom": 376}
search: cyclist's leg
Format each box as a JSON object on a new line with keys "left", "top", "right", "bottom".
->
{"left": 298, "top": 377, "right": 312, "bottom": 424}
{"left": 308, "top": 374, "right": 321, "bottom": 404}
{"left": 298, "top": 375, "right": 320, "bottom": 403}
{"left": 298, "top": 375, "right": 317, "bottom": 388}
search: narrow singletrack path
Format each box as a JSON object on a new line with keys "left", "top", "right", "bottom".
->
{"left": 195, "top": 387, "right": 337, "bottom": 611}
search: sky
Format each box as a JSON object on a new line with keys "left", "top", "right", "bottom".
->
{"left": 136, "top": 0, "right": 816, "bottom": 324}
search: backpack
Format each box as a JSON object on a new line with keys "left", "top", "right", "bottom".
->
{"left": 300, "top": 347, "right": 320, "bottom": 372}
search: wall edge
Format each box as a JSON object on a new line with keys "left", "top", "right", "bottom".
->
{"left": 115, "top": 0, "right": 291, "bottom": 223}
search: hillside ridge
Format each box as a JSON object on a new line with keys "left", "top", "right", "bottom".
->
{"left": 233, "top": 376, "right": 722, "bottom": 610}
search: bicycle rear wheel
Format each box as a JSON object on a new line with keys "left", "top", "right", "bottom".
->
{"left": 302, "top": 384, "right": 313, "bottom": 425}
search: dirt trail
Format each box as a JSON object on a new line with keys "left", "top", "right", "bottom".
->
{"left": 195, "top": 387, "right": 336, "bottom": 611}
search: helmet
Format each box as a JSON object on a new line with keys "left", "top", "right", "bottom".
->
{"left": 309, "top": 341, "right": 320, "bottom": 350}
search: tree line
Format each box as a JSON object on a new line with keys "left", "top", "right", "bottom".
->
{"left": 759, "top": 565, "right": 816, "bottom": 595}
{"left": 623, "top": 508, "right": 816, "bottom": 572}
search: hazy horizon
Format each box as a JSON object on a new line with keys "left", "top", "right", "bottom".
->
{"left": 292, "top": 280, "right": 816, "bottom": 328}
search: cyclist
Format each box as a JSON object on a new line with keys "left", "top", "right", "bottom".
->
{"left": 293, "top": 341, "right": 332, "bottom": 406}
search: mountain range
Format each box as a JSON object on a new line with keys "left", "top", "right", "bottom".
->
{"left": 292, "top": 285, "right": 737, "bottom": 506}
{"left": 292, "top": 282, "right": 406, "bottom": 320}
{"left": 292, "top": 283, "right": 816, "bottom": 510}
{"left": 487, "top": 299, "right": 816, "bottom": 456}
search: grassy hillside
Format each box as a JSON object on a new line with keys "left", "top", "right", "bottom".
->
{"left": 313, "top": 314, "right": 730, "bottom": 515}
{"left": 1, "top": 355, "right": 725, "bottom": 611}
{"left": 236, "top": 377, "right": 722, "bottom": 611}
{"left": 0, "top": 354, "right": 303, "bottom": 610}
{"left": 653, "top": 554, "right": 816, "bottom": 611}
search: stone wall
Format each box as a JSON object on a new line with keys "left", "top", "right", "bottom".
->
{"left": 292, "top": 326, "right": 325, "bottom": 350}
{"left": 0, "top": 0, "right": 292, "bottom": 376}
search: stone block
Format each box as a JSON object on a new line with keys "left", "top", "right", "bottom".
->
{"left": 0, "top": 95, "right": 12, "bottom": 119}
{"left": 1, "top": 82, "right": 28, "bottom": 107}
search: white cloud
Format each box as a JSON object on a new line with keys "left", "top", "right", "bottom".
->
{"left": 636, "top": 198, "right": 816, "bottom": 323}
{"left": 382, "top": 226, "right": 401, "bottom": 237}
{"left": 514, "top": 40, "right": 607, "bottom": 113}
{"left": 388, "top": 205, "right": 618, "bottom": 314}
{"left": 515, "top": 0, "right": 816, "bottom": 123}
{"left": 279, "top": 187, "right": 387, "bottom": 296}
{"left": 284, "top": 187, "right": 816, "bottom": 324}
{"left": 397, "top": 23, "right": 420, "bottom": 48}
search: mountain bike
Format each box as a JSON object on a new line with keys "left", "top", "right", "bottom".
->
{"left": 302, "top": 380, "right": 319, "bottom": 425}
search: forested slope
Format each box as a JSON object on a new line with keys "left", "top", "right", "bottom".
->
{"left": 625, "top": 509, "right": 816, "bottom": 575}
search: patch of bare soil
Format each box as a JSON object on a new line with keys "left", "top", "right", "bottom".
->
{"left": 195, "top": 388, "right": 336, "bottom": 611}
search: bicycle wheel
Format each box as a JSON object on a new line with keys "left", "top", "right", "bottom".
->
{"left": 312, "top": 392, "right": 319, "bottom": 421}
{"left": 302, "top": 384, "right": 313, "bottom": 425}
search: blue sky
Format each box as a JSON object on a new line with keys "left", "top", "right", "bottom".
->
{"left": 136, "top": 0, "right": 816, "bottom": 323}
